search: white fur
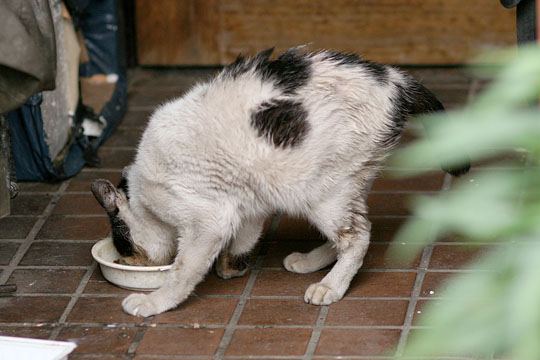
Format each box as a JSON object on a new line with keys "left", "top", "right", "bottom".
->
{"left": 284, "top": 242, "right": 337, "bottom": 274}
{"left": 117, "top": 51, "right": 412, "bottom": 316}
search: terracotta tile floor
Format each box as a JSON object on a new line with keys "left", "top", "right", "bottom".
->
{"left": 0, "top": 67, "right": 514, "bottom": 359}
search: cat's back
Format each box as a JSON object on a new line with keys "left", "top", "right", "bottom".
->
{"left": 206, "top": 49, "right": 410, "bottom": 150}
{"left": 136, "top": 49, "right": 418, "bottom": 190}
{"left": 143, "top": 48, "right": 409, "bottom": 147}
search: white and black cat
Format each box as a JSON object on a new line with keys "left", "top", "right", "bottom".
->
{"left": 91, "top": 48, "right": 469, "bottom": 317}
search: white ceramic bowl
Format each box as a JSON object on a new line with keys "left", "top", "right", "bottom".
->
{"left": 91, "top": 237, "right": 172, "bottom": 291}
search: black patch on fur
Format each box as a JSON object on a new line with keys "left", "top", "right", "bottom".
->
{"left": 224, "top": 48, "right": 274, "bottom": 79}
{"left": 90, "top": 178, "right": 135, "bottom": 256}
{"left": 362, "top": 61, "right": 389, "bottom": 84}
{"left": 223, "top": 48, "right": 311, "bottom": 94}
{"left": 258, "top": 50, "right": 311, "bottom": 93}
{"left": 324, "top": 51, "right": 388, "bottom": 84}
{"left": 108, "top": 213, "right": 134, "bottom": 257}
{"left": 251, "top": 99, "right": 309, "bottom": 148}
{"left": 111, "top": 176, "right": 133, "bottom": 256}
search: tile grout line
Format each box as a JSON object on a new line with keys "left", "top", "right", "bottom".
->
{"left": 48, "top": 262, "right": 97, "bottom": 340}
{"left": 395, "top": 172, "right": 454, "bottom": 357}
{"left": 8, "top": 192, "right": 57, "bottom": 198}
{"left": 0, "top": 322, "right": 408, "bottom": 330}
{"left": 213, "top": 213, "right": 282, "bottom": 359}
{"left": 126, "top": 320, "right": 150, "bottom": 359}
{"left": 4, "top": 293, "right": 420, "bottom": 300}
{"left": 261, "top": 268, "right": 417, "bottom": 273}
{"left": 121, "top": 356, "right": 211, "bottom": 360}
{"left": 53, "top": 355, "right": 145, "bottom": 360}
{"left": 0, "top": 181, "right": 71, "bottom": 285}
{"left": 126, "top": 288, "right": 159, "bottom": 358}
{"left": 3, "top": 239, "right": 503, "bottom": 247}
{"left": 25, "top": 238, "right": 106, "bottom": 243}
{"left": 81, "top": 168, "right": 123, "bottom": 173}
{"left": 212, "top": 262, "right": 260, "bottom": 359}
{"left": 129, "top": 294, "right": 413, "bottom": 301}
{"left": 394, "top": 244, "right": 433, "bottom": 357}
{"left": 108, "top": 355, "right": 475, "bottom": 360}
{"left": 303, "top": 306, "right": 329, "bottom": 359}
{"left": 0, "top": 264, "right": 496, "bottom": 275}
{"left": 0, "top": 265, "right": 95, "bottom": 270}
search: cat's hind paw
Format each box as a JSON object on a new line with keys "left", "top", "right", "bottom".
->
{"left": 283, "top": 252, "right": 314, "bottom": 273}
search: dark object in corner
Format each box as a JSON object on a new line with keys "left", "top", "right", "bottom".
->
{"left": 7, "top": 0, "right": 128, "bottom": 181}
{"left": 500, "top": 0, "right": 537, "bottom": 44}
{"left": 0, "top": 0, "right": 56, "bottom": 114}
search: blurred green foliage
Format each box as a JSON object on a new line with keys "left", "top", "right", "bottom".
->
{"left": 391, "top": 46, "right": 540, "bottom": 359}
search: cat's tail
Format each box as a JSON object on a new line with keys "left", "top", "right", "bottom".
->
{"left": 403, "top": 80, "right": 471, "bottom": 177}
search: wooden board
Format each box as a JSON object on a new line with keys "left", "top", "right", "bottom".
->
{"left": 136, "top": 0, "right": 516, "bottom": 65}
{"left": 136, "top": 0, "right": 221, "bottom": 65}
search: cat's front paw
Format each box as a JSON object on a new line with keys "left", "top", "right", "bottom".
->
{"left": 304, "top": 282, "right": 343, "bottom": 305}
{"left": 122, "top": 293, "right": 163, "bottom": 317}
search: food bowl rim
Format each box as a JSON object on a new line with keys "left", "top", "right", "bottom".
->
{"left": 91, "top": 237, "right": 173, "bottom": 272}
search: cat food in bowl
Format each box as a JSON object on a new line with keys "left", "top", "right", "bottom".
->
{"left": 91, "top": 237, "right": 172, "bottom": 291}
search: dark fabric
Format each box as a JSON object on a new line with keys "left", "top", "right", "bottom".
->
{"left": 501, "top": 0, "right": 537, "bottom": 43}
{"left": 8, "top": 0, "right": 127, "bottom": 182}
{"left": 0, "top": 0, "right": 56, "bottom": 113}
{"left": 500, "top": 0, "right": 522, "bottom": 8}
{"left": 75, "top": 0, "right": 128, "bottom": 154}
{"left": 64, "top": 0, "right": 93, "bottom": 15}
{"left": 76, "top": 0, "right": 121, "bottom": 76}
{"left": 516, "top": 0, "right": 537, "bottom": 44}
{"left": 7, "top": 94, "right": 85, "bottom": 181}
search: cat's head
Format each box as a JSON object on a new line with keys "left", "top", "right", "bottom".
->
{"left": 90, "top": 169, "right": 152, "bottom": 266}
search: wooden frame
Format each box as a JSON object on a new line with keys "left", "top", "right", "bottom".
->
{"left": 136, "top": 0, "right": 516, "bottom": 66}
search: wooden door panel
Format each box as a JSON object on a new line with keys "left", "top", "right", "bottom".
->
{"left": 136, "top": 0, "right": 516, "bottom": 65}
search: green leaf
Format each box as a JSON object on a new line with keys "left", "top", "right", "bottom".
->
{"left": 392, "top": 110, "right": 539, "bottom": 174}
{"left": 393, "top": 45, "right": 540, "bottom": 359}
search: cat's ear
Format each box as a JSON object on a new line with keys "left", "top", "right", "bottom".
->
{"left": 91, "top": 179, "right": 120, "bottom": 214}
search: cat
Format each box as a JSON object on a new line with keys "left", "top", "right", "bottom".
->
{"left": 91, "top": 48, "right": 469, "bottom": 317}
